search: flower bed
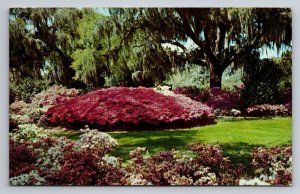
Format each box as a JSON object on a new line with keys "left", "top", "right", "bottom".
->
{"left": 9, "top": 128, "right": 292, "bottom": 186}
{"left": 245, "top": 104, "right": 289, "bottom": 117}
{"left": 44, "top": 87, "right": 214, "bottom": 131}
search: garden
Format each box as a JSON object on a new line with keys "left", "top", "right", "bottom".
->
{"left": 9, "top": 8, "right": 292, "bottom": 186}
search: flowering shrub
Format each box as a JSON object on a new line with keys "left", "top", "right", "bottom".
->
{"left": 174, "top": 87, "right": 200, "bottom": 99}
{"left": 9, "top": 141, "right": 37, "bottom": 177}
{"left": 125, "top": 143, "right": 244, "bottom": 186}
{"left": 250, "top": 146, "right": 292, "bottom": 185}
{"left": 9, "top": 127, "right": 127, "bottom": 186}
{"left": 10, "top": 170, "right": 46, "bottom": 186}
{"left": 195, "top": 87, "right": 242, "bottom": 113}
{"left": 175, "top": 87, "right": 242, "bottom": 116}
{"left": 9, "top": 132, "right": 292, "bottom": 186}
{"left": 9, "top": 124, "right": 51, "bottom": 143}
{"left": 280, "top": 88, "right": 292, "bottom": 115}
{"left": 47, "top": 150, "right": 126, "bottom": 186}
{"left": 32, "top": 137, "right": 75, "bottom": 174}
{"left": 245, "top": 104, "right": 289, "bottom": 117}
{"left": 75, "top": 128, "right": 118, "bottom": 153}
{"left": 31, "top": 85, "right": 80, "bottom": 107}
{"left": 44, "top": 87, "right": 214, "bottom": 131}
{"left": 239, "top": 177, "right": 270, "bottom": 186}
{"left": 9, "top": 85, "right": 81, "bottom": 128}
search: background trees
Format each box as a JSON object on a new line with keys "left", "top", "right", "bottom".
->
{"left": 9, "top": 8, "right": 82, "bottom": 86}
{"left": 106, "top": 8, "right": 292, "bottom": 88}
{"left": 9, "top": 8, "right": 292, "bottom": 99}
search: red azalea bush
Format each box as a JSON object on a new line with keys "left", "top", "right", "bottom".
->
{"left": 9, "top": 141, "right": 37, "bottom": 177}
{"left": 195, "top": 87, "right": 241, "bottom": 111}
{"left": 175, "top": 87, "right": 242, "bottom": 116}
{"left": 245, "top": 104, "right": 289, "bottom": 117}
{"left": 251, "top": 146, "right": 292, "bottom": 185}
{"left": 47, "top": 150, "right": 126, "bottom": 186}
{"left": 44, "top": 87, "right": 214, "bottom": 131}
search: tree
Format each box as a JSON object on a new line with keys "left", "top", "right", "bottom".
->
{"left": 71, "top": 8, "right": 109, "bottom": 88}
{"left": 105, "top": 8, "right": 292, "bottom": 88}
{"left": 9, "top": 8, "right": 83, "bottom": 86}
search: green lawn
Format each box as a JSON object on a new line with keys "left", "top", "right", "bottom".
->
{"left": 54, "top": 117, "right": 292, "bottom": 164}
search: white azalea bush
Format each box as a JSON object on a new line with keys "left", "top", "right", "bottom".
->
{"left": 9, "top": 124, "right": 51, "bottom": 143}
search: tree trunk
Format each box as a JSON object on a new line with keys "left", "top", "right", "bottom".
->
{"left": 209, "top": 63, "right": 223, "bottom": 88}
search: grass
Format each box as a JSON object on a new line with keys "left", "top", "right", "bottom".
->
{"left": 53, "top": 117, "right": 292, "bottom": 165}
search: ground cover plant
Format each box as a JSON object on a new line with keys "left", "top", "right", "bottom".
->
{"left": 44, "top": 87, "right": 214, "bottom": 131}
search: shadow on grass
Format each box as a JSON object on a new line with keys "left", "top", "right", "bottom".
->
{"left": 52, "top": 130, "right": 81, "bottom": 141}
{"left": 110, "top": 130, "right": 265, "bottom": 167}
{"left": 110, "top": 136, "right": 188, "bottom": 161}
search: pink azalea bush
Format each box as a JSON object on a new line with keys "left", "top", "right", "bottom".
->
{"left": 175, "top": 87, "right": 242, "bottom": 116}
{"left": 44, "top": 87, "right": 214, "bottom": 131}
{"left": 9, "top": 85, "right": 81, "bottom": 129}
{"left": 250, "top": 146, "right": 292, "bottom": 185}
{"left": 126, "top": 143, "right": 244, "bottom": 185}
{"left": 245, "top": 104, "right": 289, "bottom": 117}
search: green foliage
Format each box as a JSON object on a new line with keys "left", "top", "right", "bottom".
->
{"left": 71, "top": 48, "right": 106, "bottom": 87}
{"left": 9, "top": 8, "right": 82, "bottom": 86}
{"left": 106, "top": 8, "right": 292, "bottom": 88}
{"left": 71, "top": 9, "right": 108, "bottom": 88}
{"left": 242, "top": 53, "right": 283, "bottom": 107}
{"left": 10, "top": 77, "right": 49, "bottom": 102}
{"left": 222, "top": 68, "right": 243, "bottom": 91}
{"left": 274, "top": 50, "right": 292, "bottom": 90}
{"left": 165, "top": 64, "right": 209, "bottom": 89}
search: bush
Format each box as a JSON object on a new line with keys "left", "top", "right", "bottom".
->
{"left": 47, "top": 149, "right": 126, "bottom": 186}
{"left": 10, "top": 77, "right": 49, "bottom": 103}
{"left": 9, "top": 128, "right": 292, "bottom": 186}
{"left": 250, "top": 146, "right": 292, "bottom": 185}
{"left": 196, "top": 87, "right": 241, "bottom": 111}
{"left": 245, "top": 104, "right": 289, "bottom": 117}
{"left": 280, "top": 88, "right": 292, "bottom": 115}
{"left": 174, "top": 87, "right": 242, "bottom": 116}
{"left": 241, "top": 56, "right": 283, "bottom": 107}
{"left": 9, "top": 141, "right": 37, "bottom": 177}
{"left": 10, "top": 128, "right": 126, "bottom": 186}
{"left": 9, "top": 124, "right": 51, "bottom": 143}
{"left": 9, "top": 85, "right": 81, "bottom": 128}
{"left": 174, "top": 86, "right": 200, "bottom": 99}
{"left": 125, "top": 143, "right": 244, "bottom": 185}
{"left": 44, "top": 87, "right": 214, "bottom": 131}
{"left": 75, "top": 128, "right": 118, "bottom": 153}
{"left": 10, "top": 170, "right": 47, "bottom": 186}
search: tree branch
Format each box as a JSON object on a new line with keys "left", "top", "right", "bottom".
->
{"left": 216, "top": 22, "right": 226, "bottom": 59}
{"left": 229, "top": 35, "right": 262, "bottom": 64}
{"left": 160, "top": 40, "right": 187, "bottom": 51}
